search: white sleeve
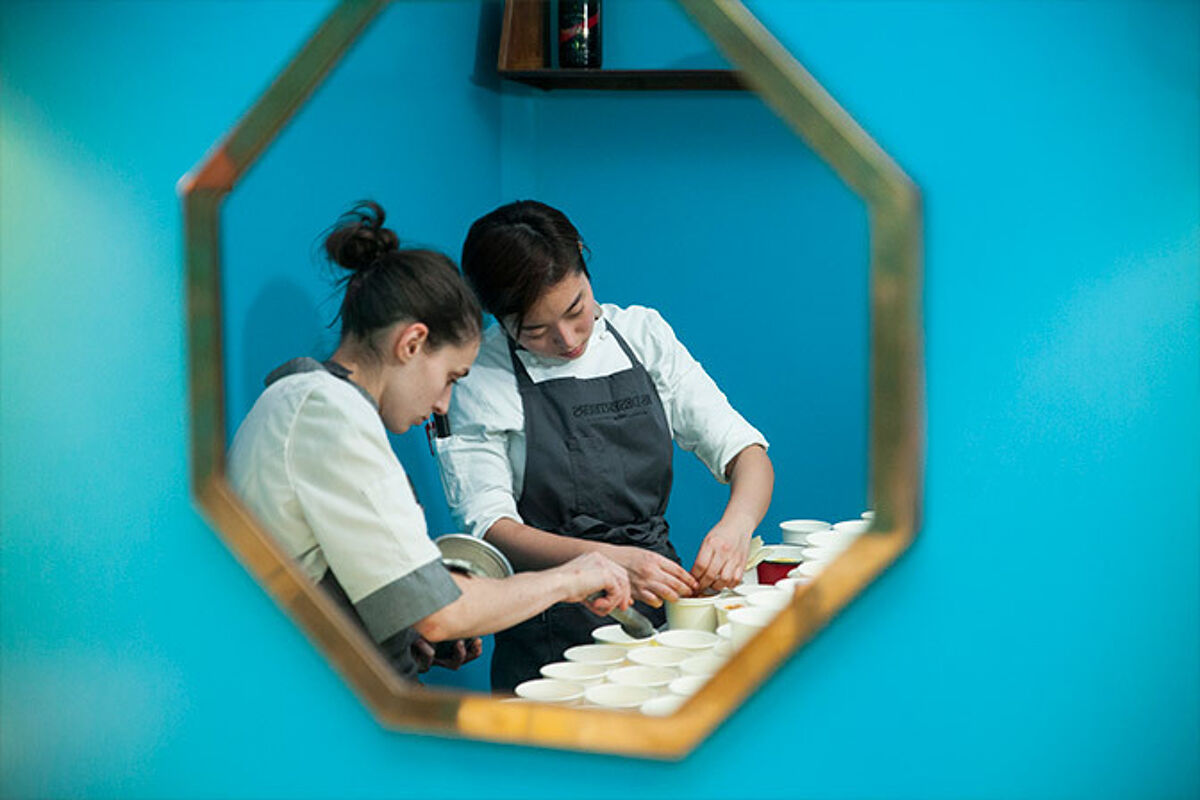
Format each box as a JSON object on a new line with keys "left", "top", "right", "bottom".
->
{"left": 636, "top": 307, "right": 769, "bottom": 484}
{"left": 286, "top": 387, "right": 459, "bottom": 641}
{"left": 436, "top": 363, "right": 525, "bottom": 539}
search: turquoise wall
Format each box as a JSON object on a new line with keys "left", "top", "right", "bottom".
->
{"left": 1, "top": 1, "right": 1196, "bottom": 797}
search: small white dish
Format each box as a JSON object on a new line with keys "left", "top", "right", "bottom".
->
{"left": 606, "top": 665, "right": 676, "bottom": 692}
{"left": 628, "top": 646, "right": 691, "bottom": 669}
{"left": 563, "top": 643, "right": 627, "bottom": 667}
{"left": 592, "top": 623, "right": 655, "bottom": 648}
{"left": 539, "top": 661, "right": 608, "bottom": 685}
{"left": 514, "top": 678, "right": 585, "bottom": 704}
{"left": 584, "top": 683, "right": 656, "bottom": 709}
{"left": 654, "top": 629, "right": 720, "bottom": 652}
{"left": 731, "top": 583, "right": 778, "bottom": 597}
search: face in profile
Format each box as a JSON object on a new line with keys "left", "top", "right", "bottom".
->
{"left": 378, "top": 337, "right": 479, "bottom": 433}
{"left": 516, "top": 270, "right": 597, "bottom": 360}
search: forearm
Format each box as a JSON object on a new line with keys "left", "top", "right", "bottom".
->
{"left": 721, "top": 444, "right": 774, "bottom": 533}
{"left": 484, "top": 517, "right": 610, "bottom": 571}
{"left": 415, "top": 570, "right": 570, "bottom": 641}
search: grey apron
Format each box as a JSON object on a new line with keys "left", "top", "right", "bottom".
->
{"left": 491, "top": 322, "right": 678, "bottom": 692}
{"left": 265, "top": 357, "right": 424, "bottom": 681}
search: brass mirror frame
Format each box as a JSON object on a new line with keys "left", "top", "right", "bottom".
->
{"left": 181, "top": 0, "right": 923, "bottom": 759}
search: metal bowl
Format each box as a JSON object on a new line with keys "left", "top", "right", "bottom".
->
{"left": 434, "top": 533, "right": 514, "bottom": 579}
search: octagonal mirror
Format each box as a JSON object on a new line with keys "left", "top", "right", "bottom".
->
{"left": 183, "top": 0, "right": 922, "bottom": 758}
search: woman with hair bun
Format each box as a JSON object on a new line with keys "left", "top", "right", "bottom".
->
{"left": 436, "top": 200, "right": 774, "bottom": 691}
{"left": 228, "top": 201, "right": 632, "bottom": 681}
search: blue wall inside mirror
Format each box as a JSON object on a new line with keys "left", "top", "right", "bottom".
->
{"left": 1, "top": 1, "right": 1195, "bottom": 798}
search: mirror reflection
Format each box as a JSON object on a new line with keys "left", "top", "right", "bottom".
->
{"left": 221, "top": 0, "right": 868, "bottom": 707}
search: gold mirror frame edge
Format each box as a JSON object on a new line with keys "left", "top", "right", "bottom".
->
{"left": 181, "top": 0, "right": 924, "bottom": 760}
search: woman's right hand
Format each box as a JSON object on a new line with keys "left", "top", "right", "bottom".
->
{"left": 555, "top": 552, "right": 633, "bottom": 615}
{"left": 606, "top": 546, "right": 699, "bottom": 607}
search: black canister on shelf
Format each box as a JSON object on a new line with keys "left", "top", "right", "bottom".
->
{"left": 558, "top": 0, "right": 601, "bottom": 69}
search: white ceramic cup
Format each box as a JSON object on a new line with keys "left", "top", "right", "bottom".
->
{"left": 763, "top": 544, "right": 807, "bottom": 563}
{"left": 731, "top": 583, "right": 779, "bottom": 598}
{"left": 668, "top": 675, "right": 709, "bottom": 697}
{"left": 801, "top": 545, "right": 838, "bottom": 562}
{"left": 779, "top": 519, "right": 832, "bottom": 545}
{"left": 592, "top": 623, "right": 655, "bottom": 648}
{"left": 539, "top": 661, "right": 609, "bottom": 686}
{"left": 627, "top": 646, "right": 691, "bottom": 670}
{"left": 747, "top": 589, "right": 790, "bottom": 612}
{"left": 641, "top": 693, "right": 686, "bottom": 717}
{"left": 773, "top": 577, "right": 808, "bottom": 594}
{"left": 712, "top": 638, "right": 733, "bottom": 659}
{"left": 713, "top": 595, "right": 748, "bottom": 627}
{"left": 680, "top": 654, "right": 726, "bottom": 677}
{"left": 514, "top": 678, "right": 586, "bottom": 705}
{"left": 654, "top": 629, "right": 720, "bottom": 652}
{"left": 563, "top": 643, "right": 628, "bottom": 667}
{"left": 606, "top": 665, "right": 676, "bottom": 694}
{"left": 832, "top": 519, "right": 871, "bottom": 535}
{"left": 789, "top": 561, "right": 826, "bottom": 580}
{"left": 728, "top": 606, "right": 777, "bottom": 648}
{"left": 665, "top": 595, "right": 718, "bottom": 632}
{"left": 584, "top": 683, "right": 656, "bottom": 709}
{"left": 804, "top": 530, "right": 850, "bottom": 550}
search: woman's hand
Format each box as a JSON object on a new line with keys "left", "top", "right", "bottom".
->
{"left": 691, "top": 520, "right": 753, "bottom": 594}
{"left": 555, "top": 551, "right": 633, "bottom": 615}
{"left": 607, "top": 545, "right": 699, "bottom": 607}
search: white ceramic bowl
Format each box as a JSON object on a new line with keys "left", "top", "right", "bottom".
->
{"left": 712, "top": 638, "right": 733, "bottom": 659}
{"left": 665, "top": 595, "right": 718, "bottom": 632}
{"left": 715, "top": 623, "right": 732, "bottom": 640}
{"left": 514, "top": 678, "right": 585, "bottom": 705}
{"left": 606, "top": 665, "right": 676, "bottom": 693}
{"left": 592, "top": 623, "right": 655, "bottom": 648}
{"left": 668, "top": 675, "right": 709, "bottom": 697}
{"left": 627, "top": 646, "right": 691, "bottom": 670}
{"left": 779, "top": 519, "right": 832, "bottom": 545}
{"left": 832, "top": 519, "right": 871, "bottom": 535}
{"left": 654, "top": 629, "right": 721, "bottom": 652}
{"left": 584, "top": 683, "right": 656, "bottom": 709}
{"left": 728, "top": 606, "right": 777, "bottom": 648}
{"left": 563, "top": 644, "right": 628, "bottom": 667}
{"left": 641, "top": 693, "right": 686, "bottom": 716}
{"left": 539, "top": 661, "right": 609, "bottom": 686}
{"left": 773, "top": 577, "right": 808, "bottom": 594}
{"left": 680, "top": 654, "right": 726, "bottom": 677}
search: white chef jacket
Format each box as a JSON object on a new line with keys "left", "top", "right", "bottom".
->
{"left": 228, "top": 359, "right": 460, "bottom": 643}
{"left": 436, "top": 304, "right": 768, "bottom": 540}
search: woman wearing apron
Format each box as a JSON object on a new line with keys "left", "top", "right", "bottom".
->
{"left": 228, "top": 202, "right": 633, "bottom": 681}
{"left": 436, "top": 200, "right": 774, "bottom": 691}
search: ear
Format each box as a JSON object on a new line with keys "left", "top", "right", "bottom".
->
{"left": 392, "top": 322, "right": 429, "bottom": 364}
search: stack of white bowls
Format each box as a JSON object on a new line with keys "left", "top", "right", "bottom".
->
{"left": 776, "top": 512, "right": 874, "bottom": 581}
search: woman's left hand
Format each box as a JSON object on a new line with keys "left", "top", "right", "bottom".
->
{"left": 691, "top": 521, "right": 753, "bottom": 594}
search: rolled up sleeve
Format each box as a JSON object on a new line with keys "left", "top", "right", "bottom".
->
{"left": 638, "top": 308, "right": 769, "bottom": 484}
{"left": 436, "top": 428, "right": 523, "bottom": 540}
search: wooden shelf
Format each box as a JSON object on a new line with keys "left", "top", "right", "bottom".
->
{"left": 499, "top": 68, "right": 745, "bottom": 91}
{"left": 497, "top": 0, "right": 746, "bottom": 92}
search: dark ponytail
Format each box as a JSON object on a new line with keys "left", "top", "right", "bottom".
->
{"left": 460, "top": 200, "right": 590, "bottom": 327}
{"left": 324, "top": 201, "right": 481, "bottom": 353}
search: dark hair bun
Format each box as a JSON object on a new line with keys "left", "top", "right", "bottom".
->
{"left": 324, "top": 200, "right": 400, "bottom": 272}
